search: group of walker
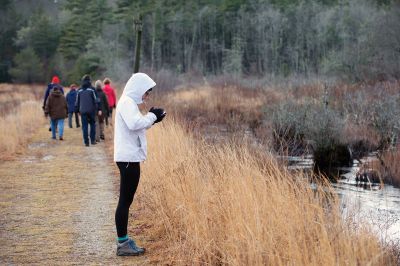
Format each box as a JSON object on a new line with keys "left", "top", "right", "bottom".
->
{"left": 43, "top": 75, "right": 117, "bottom": 145}
{"left": 43, "top": 72, "right": 167, "bottom": 256}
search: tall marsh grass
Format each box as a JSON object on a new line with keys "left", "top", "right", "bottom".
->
{"left": 376, "top": 148, "right": 400, "bottom": 188}
{"left": 140, "top": 118, "right": 396, "bottom": 265}
{"left": 0, "top": 100, "right": 44, "bottom": 159}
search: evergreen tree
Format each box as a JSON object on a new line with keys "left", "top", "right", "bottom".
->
{"left": 0, "top": 0, "right": 22, "bottom": 82}
{"left": 2, "top": 0, "right": 399, "bottom": 81}
{"left": 9, "top": 47, "right": 44, "bottom": 83}
{"left": 15, "top": 11, "right": 60, "bottom": 78}
{"left": 58, "top": 0, "right": 91, "bottom": 59}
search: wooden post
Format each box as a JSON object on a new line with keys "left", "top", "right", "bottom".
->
{"left": 134, "top": 15, "right": 143, "bottom": 73}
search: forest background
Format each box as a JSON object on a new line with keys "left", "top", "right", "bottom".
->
{"left": 1, "top": 0, "right": 399, "bottom": 85}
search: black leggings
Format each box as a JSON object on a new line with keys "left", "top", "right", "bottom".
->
{"left": 115, "top": 162, "right": 140, "bottom": 237}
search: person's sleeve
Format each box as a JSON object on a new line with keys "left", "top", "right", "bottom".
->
{"left": 43, "top": 87, "right": 50, "bottom": 107}
{"left": 104, "top": 95, "right": 110, "bottom": 115}
{"left": 64, "top": 98, "right": 68, "bottom": 118}
{"left": 119, "top": 101, "right": 156, "bottom": 131}
{"left": 75, "top": 91, "right": 80, "bottom": 113}
{"left": 45, "top": 97, "right": 50, "bottom": 114}
{"left": 112, "top": 89, "right": 117, "bottom": 107}
{"left": 93, "top": 89, "right": 101, "bottom": 111}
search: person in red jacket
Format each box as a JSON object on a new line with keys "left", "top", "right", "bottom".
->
{"left": 102, "top": 78, "right": 117, "bottom": 126}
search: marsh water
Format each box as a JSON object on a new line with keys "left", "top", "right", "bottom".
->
{"left": 285, "top": 154, "right": 400, "bottom": 243}
{"left": 203, "top": 125, "right": 400, "bottom": 242}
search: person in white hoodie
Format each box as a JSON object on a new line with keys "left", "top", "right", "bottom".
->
{"left": 114, "top": 73, "right": 166, "bottom": 256}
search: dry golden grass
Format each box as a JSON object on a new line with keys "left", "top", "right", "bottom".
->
{"left": 375, "top": 148, "right": 400, "bottom": 187}
{"left": 168, "top": 86, "right": 271, "bottom": 114}
{"left": 137, "top": 118, "right": 396, "bottom": 265}
{"left": 0, "top": 100, "right": 45, "bottom": 160}
{"left": 0, "top": 84, "right": 43, "bottom": 109}
{"left": 0, "top": 84, "right": 49, "bottom": 159}
{"left": 156, "top": 86, "right": 281, "bottom": 143}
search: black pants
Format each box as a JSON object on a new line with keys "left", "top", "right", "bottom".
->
{"left": 68, "top": 112, "right": 80, "bottom": 128}
{"left": 115, "top": 162, "right": 140, "bottom": 237}
{"left": 106, "top": 108, "right": 113, "bottom": 126}
{"left": 81, "top": 112, "right": 96, "bottom": 145}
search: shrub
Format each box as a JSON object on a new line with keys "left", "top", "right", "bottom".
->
{"left": 268, "top": 100, "right": 310, "bottom": 155}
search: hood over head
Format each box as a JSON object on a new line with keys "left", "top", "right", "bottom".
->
{"left": 51, "top": 87, "right": 62, "bottom": 97}
{"left": 81, "top": 74, "right": 92, "bottom": 88}
{"left": 122, "top": 73, "right": 156, "bottom": 104}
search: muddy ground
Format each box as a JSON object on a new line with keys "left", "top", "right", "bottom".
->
{"left": 0, "top": 124, "right": 150, "bottom": 265}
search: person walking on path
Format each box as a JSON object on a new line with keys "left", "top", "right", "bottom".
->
{"left": 43, "top": 75, "right": 64, "bottom": 109}
{"left": 75, "top": 75, "right": 101, "bottom": 147}
{"left": 103, "top": 78, "right": 117, "bottom": 126}
{"left": 66, "top": 84, "right": 81, "bottom": 128}
{"left": 44, "top": 87, "right": 68, "bottom": 140}
{"left": 114, "top": 73, "right": 166, "bottom": 256}
{"left": 43, "top": 76, "right": 64, "bottom": 131}
{"left": 94, "top": 80, "right": 109, "bottom": 142}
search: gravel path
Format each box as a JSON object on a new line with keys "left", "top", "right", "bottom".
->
{"left": 0, "top": 125, "right": 149, "bottom": 265}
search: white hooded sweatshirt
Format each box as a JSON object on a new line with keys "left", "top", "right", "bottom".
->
{"left": 114, "top": 73, "right": 157, "bottom": 162}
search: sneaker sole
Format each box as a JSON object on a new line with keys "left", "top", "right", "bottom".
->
{"left": 116, "top": 251, "right": 144, "bottom": 256}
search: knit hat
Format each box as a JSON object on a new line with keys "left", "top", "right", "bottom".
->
{"left": 51, "top": 76, "right": 60, "bottom": 84}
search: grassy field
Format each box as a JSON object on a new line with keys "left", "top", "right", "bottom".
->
{"left": 0, "top": 84, "right": 45, "bottom": 160}
{"left": 138, "top": 118, "right": 397, "bottom": 265}
{"left": 2, "top": 82, "right": 398, "bottom": 264}
{"left": 150, "top": 80, "right": 400, "bottom": 186}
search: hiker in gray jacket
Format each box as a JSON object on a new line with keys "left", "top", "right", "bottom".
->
{"left": 94, "top": 79, "right": 109, "bottom": 142}
{"left": 75, "top": 74, "right": 101, "bottom": 146}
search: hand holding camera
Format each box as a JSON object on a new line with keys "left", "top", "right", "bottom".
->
{"left": 149, "top": 107, "right": 166, "bottom": 123}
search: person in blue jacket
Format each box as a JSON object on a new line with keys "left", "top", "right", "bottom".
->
{"left": 66, "top": 84, "right": 80, "bottom": 128}
{"left": 75, "top": 74, "right": 101, "bottom": 146}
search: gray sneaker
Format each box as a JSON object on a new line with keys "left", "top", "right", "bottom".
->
{"left": 116, "top": 238, "right": 145, "bottom": 256}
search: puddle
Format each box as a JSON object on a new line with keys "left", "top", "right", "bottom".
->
{"left": 42, "top": 155, "right": 55, "bottom": 161}
{"left": 28, "top": 142, "right": 47, "bottom": 149}
{"left": 23, "top": 156, "right": 37, "bottom": 163}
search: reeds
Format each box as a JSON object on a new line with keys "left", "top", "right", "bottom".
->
{"left": 0, "top": 100, "right": 44, "bottom": 160}
{"left": 375, "top": 148, "right": 400, "bottom": 187}
{"left": 139, "top": 118, "right": 396, "bottom": 265}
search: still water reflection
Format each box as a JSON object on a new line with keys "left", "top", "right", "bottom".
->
{"left": 284, "top": 155, "right": 400, "bottom": 242}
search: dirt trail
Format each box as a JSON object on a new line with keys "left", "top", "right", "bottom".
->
{"left": 0, "top": 125, "right": 149, "bottom": 265}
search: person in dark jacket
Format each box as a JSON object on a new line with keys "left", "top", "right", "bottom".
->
{"left": 66, "top": 84, "right": 80, "bottom": 128}
{"left": 43, "top": 76, "right": 64, "bottom": 109}
{"left": 44, "top": 87, "right": 68, "bottom": 140}
{"left": 43, "top": 76, "right": 64, "bottom": 131}
{"left": 75, "top": 74, "right": 101, "bottom": 146}
{"left": 94, "top": 80, "right": 109, "bottom": 141}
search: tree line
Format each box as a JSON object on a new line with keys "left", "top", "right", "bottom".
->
{"left": 1, "top": 0, "right": 399, "bottom": 84}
